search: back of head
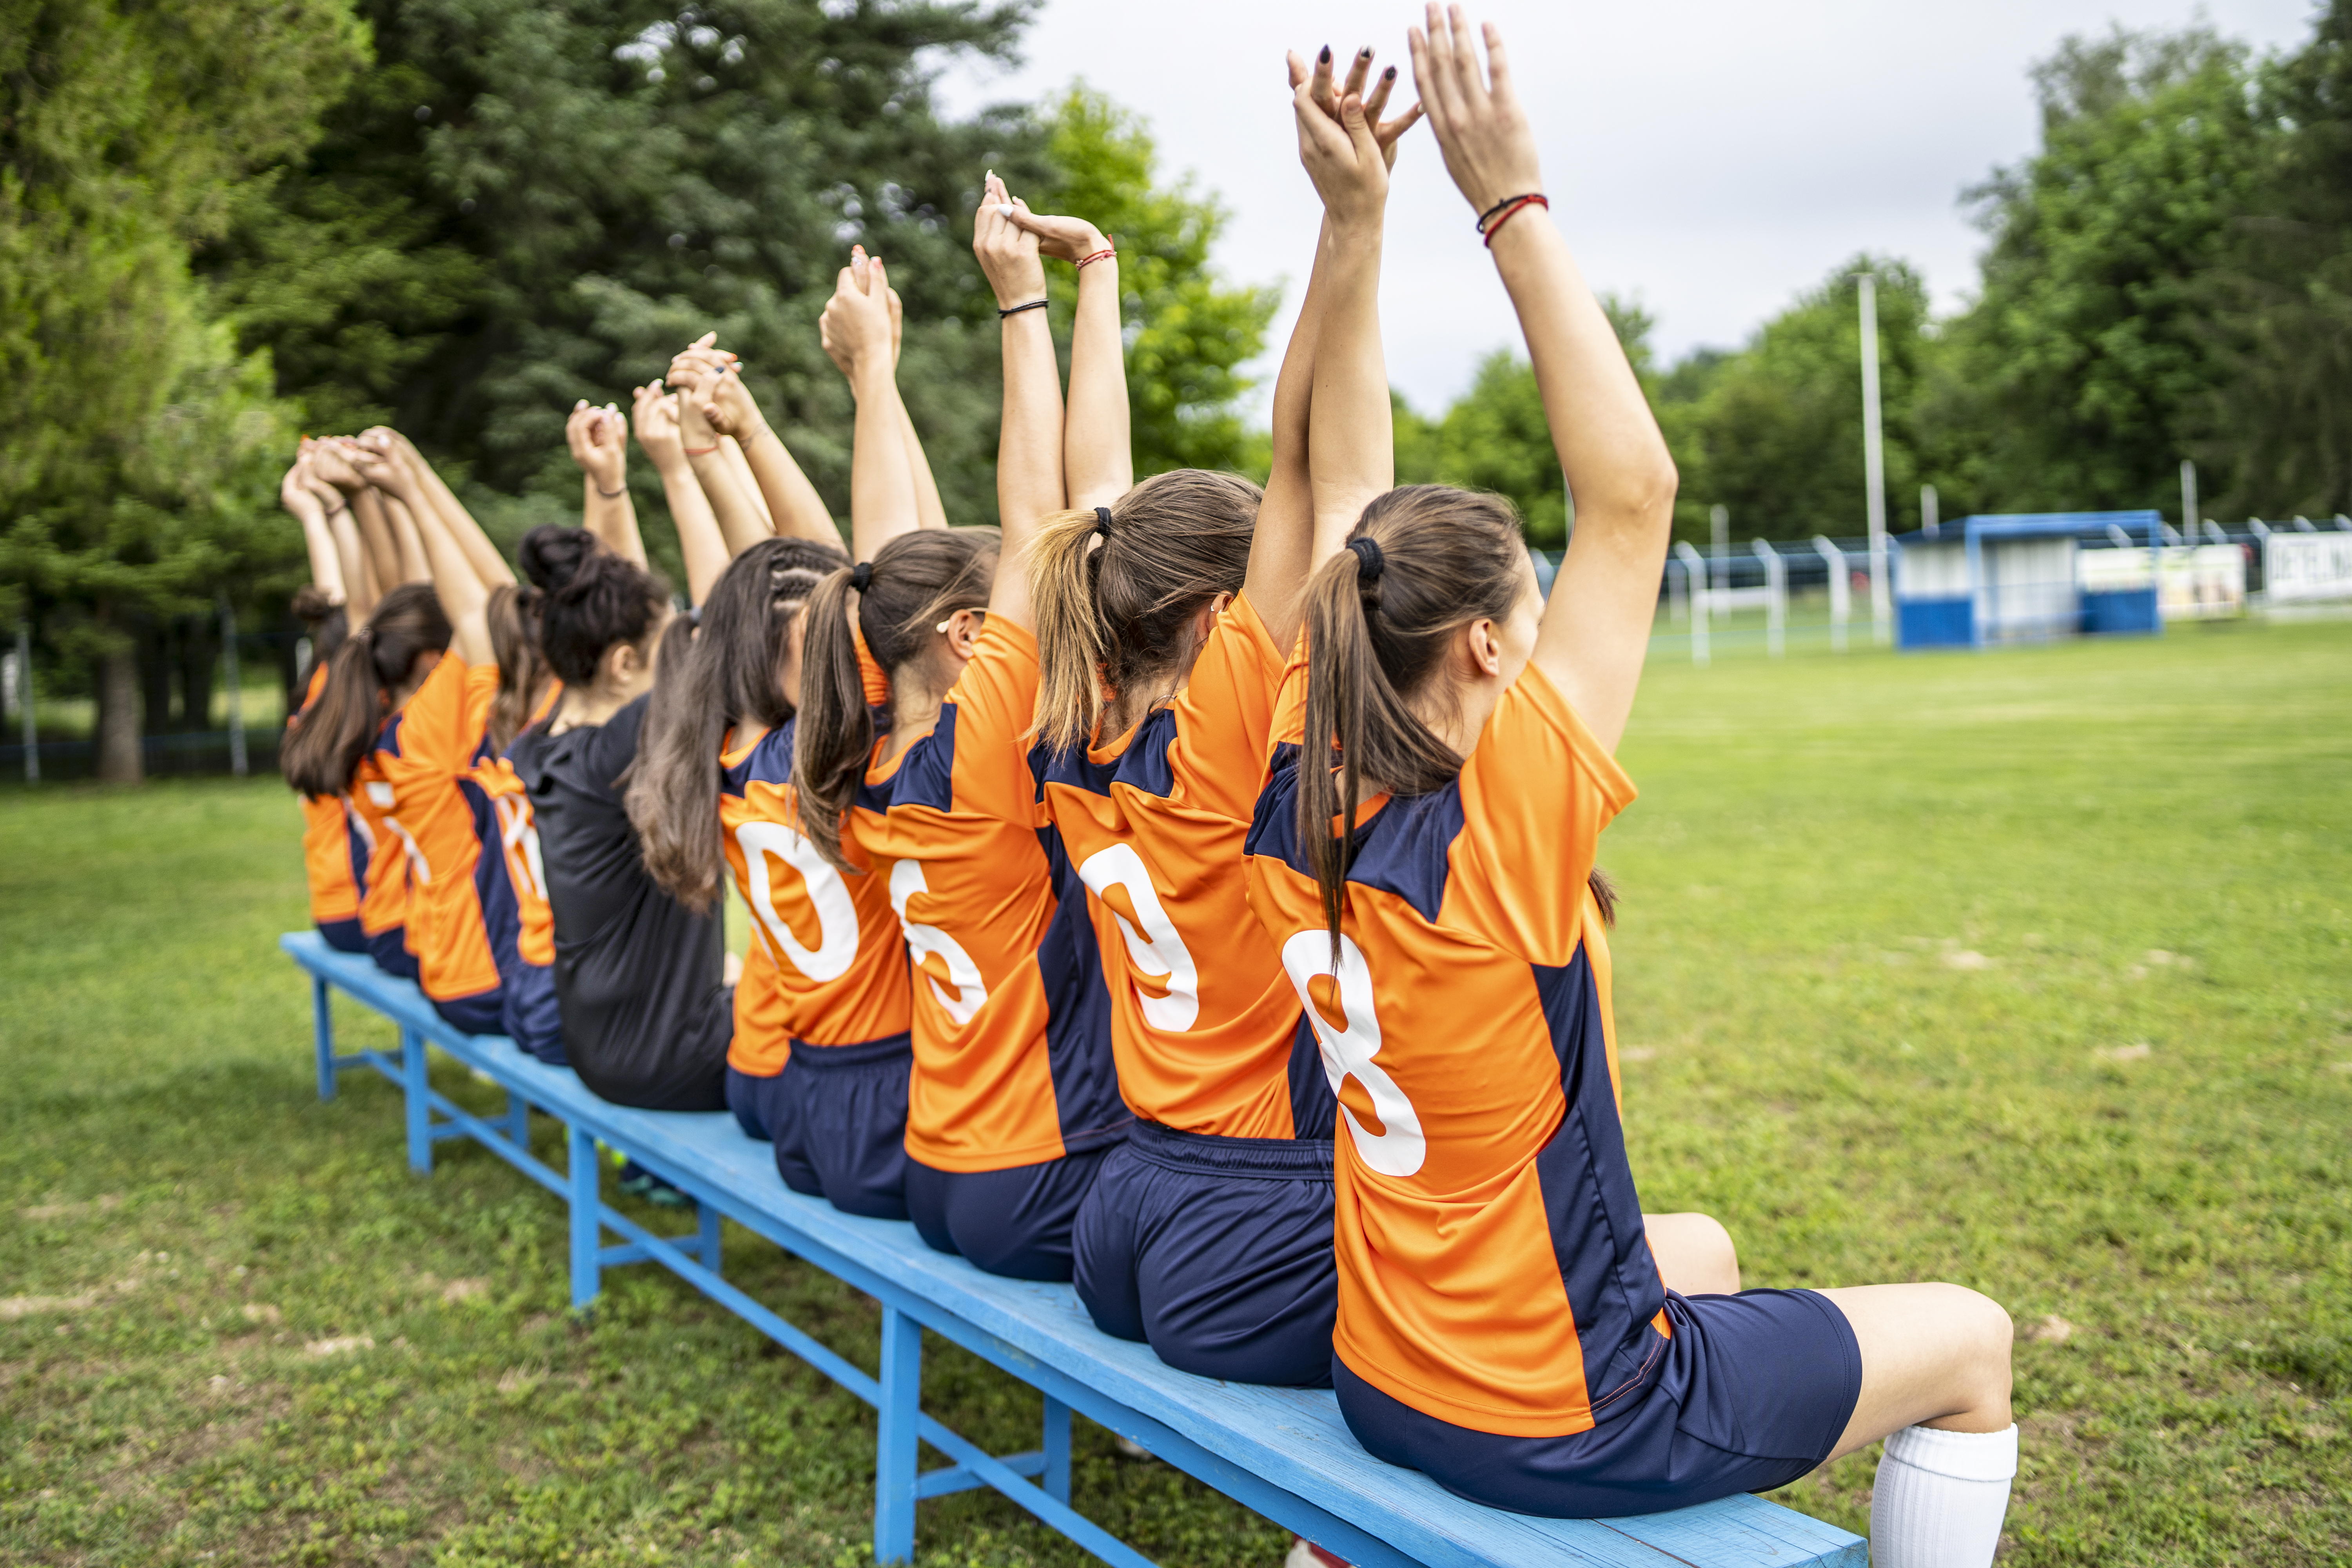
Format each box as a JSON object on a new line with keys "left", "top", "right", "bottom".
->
{"left": 626, "top": 536, "right": 849, "bottom": 911}
{"left": 291, "top": 586, "right": 350, "bottom": 671}
{"left": 540, "top": 552, "right": 668, "bottom": 690}
{"left": 1297, "top": 485, "right": 1531, "bottom": 952}
{"left": 794, "top": 528, "right": 998, "bottom": 873}
{"left": 1028, "top": 468, "right": 1262, "bottom": 754}
{"left": 281, "top": 583, "right": 452, "bottom": 798}
{"left": 517, "top": 524, "right": 598, "bottom": 595}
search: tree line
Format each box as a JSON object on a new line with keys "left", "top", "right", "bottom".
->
{"left": 1397, "top": 4, "right": 2352, "bottom": 546}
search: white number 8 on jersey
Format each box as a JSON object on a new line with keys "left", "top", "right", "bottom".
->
{"left": 1279, "top": 930, "right": 1426, "bottom": 1178}
{"left": 1077, "top": 843, "right": 1200, "bottom": 1033}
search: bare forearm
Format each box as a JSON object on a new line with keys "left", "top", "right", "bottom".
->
{"left": 582, "top": 477, "right": 646, "bottom": 567}
{"left": 719, "top": 436, "right": 774, "bottom": 531}
{"left": 849, "top": 359, "right": 920, "bottom": 561}
{"left": 737, "top": 423, "right": 837, "bottom": 544}
{"left": 293, "top": 502, "right": 346, "bottom": 602}
{"left": 407, "top": 449, "right": 515, "bottom": 586}
{"left": 688, "top": 446, "right": 773, "bottom": 559}
{"left": 656, "top": 459, "right": 730, "bottom": 608}
{"left": 1247, "top": 216, "right": 1331, "bottom": 645}
{"left": 328, "top": 507, "right": 376, "bottom": 621}
{"left": 1307, "top": 218, "right": 1394, "bottom": 563}
{"left": 899, "top": 399, "right": 949, "bottom": 530}
{"left": 1063, "top": 257, "right": 1132, "bottom": 510}
{"left": 402, "top": 481, "right": 493, "bottom": 662}
{"left": 991, "top": 312, "right": 1066, "bottom": 629}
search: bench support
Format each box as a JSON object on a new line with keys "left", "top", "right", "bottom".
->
{"left": 312, "top": 975, "right": 336, "bottom": 1102}
{"left": 403, "top": 1026, "right": 431, "bottom": 1175}
{"left": 875, "top": 1306, "right": 922, "bottom": 1564}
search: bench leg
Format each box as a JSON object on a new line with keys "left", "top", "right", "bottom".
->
{"left": 697, "top": 1201, "right": 722, "bottom": 1275}
{"left": 506, "top": 1089, "right": 530, "bottom": 1149}
{"left": 312, "top": 976, "right": 336, "bottom": 1102}
{"left": 568, "top": 1124, "right": 600, "bottom": 1311}
{"left": 402, "top": 1027, "right": 431, "bottom": 1174}
{"left": 1042, "top": 1394, "right": 1071, "bottom": 1505}
{"left": 873, "top": 1305, "right": 922, "bottom": 1565}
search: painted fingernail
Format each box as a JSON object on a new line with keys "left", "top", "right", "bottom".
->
{"left": 1384, "top": 65, "right": 1397, "bottom": 79}
{"left": 996, "top": 203, "right": 1014, "bottom": 218}
{"left": 1359, "top": 45, "right": 1373, "bottom": 57}
{"left": 1319, "top": 45, "right": 1330, "bottom": 63}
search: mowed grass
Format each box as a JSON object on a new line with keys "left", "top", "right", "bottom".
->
{"left": 2, "top": 618, "right": 2347, "bottom": 1567}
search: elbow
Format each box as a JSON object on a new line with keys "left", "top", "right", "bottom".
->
{"left": 1579, "top": 452, "right": 1679, "bottom": 539}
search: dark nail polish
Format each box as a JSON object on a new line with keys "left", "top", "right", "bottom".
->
{"left": 1383, "top": 65, "right": 1397, "bottom": 79}
{"left": 1319, "top": 45, "right": 1331, "bottom": 63}
{"left": 1359, "top": 45, "right": 1373, "bottom": 56}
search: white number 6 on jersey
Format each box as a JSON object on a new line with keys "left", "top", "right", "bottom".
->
{"left": 735, "top": 820, "right": 860, "bottom": 983}
{"left": 1279, "top": 930, "right": 1426, "bottom": 1178}
{"left": 890, "top": 858, "right": 989, "bottom": 1025}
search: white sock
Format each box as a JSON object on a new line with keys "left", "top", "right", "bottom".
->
{"left": 1869, "top": 1423, "right": 2018, "bottom": 1568}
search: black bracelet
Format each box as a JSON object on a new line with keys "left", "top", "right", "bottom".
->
{"left": 1474, "top": 192, "right": 1543, "bottom": 233}
{"left": 596, "top": 484, "right": 626, "bottom": 498}
{"left": 998, "top": 298, "right": 1049, "bottom": 318}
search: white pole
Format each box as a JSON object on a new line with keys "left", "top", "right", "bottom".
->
{"left": 15, "top": 620, "right": 33, "bottom": 784}
{"left": 220, "top": 595, "right": 247, "bottom": 779}
{"left": 1709, "top": 505, "right": 1730, "bottom": 622}
{"left": 1857, "top": 274, "right": 1891, "bottom": 644}
{"left": 1753, "top": 540, "right": 1786, "bottom": 657}
{"left": 1813, "top": 537, "right": 1849, "bottom": 653}
{"left": 1673, "top": 542, "right": 1711, "bottom": 666}
{"left": 1921, "top": 483, "right": 1939, "bottom": 539}
{"left": 2180, "top": 460, "right": 2199, "bottom": 535}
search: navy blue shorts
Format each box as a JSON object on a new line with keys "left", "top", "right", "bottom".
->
{"left": 1073, "top": 1120, "right": 1337, "bottom": 1387}
{"left": 501, "top": 960, "right": 566, "bottom": 1066}
{"left": 1335, "top": 1287, "right": 1862, "bottom": 1518}
{"left": 907, "top": 1145, "right": 1111, "bottom": 1283}
{"left": 368, "top": 925, "right": 418, "bottom": 982}
{"left": 432, "top": 986, "right": 505, "bottom": 1037}
{"left": 318, "top": 917, "right": 368, "bottom": 955}
{"left": 733, "top": 1034, "right": 911, "bottom": 1221}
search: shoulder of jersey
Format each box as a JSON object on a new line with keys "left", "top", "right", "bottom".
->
{"left": 1036, "top": 708, "right": 1178, "bottom": 804}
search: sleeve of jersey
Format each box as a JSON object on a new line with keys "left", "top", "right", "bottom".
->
{"left": 1448, "top": 665, "right": 1639, "bottom": 966}
{"left": 1266, "top": 637, "right": 1310, "bottom": 756}
{"left": 942, "top": 619, "right": 1044, "bottom": 826}
{"left": 380, "top": 657, "right": 486, "bottom": 891}
{"left": 1167, "top": 592, "right": 1287, "bottom": 821}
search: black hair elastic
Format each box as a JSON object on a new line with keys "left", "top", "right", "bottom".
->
{"left": 1346, "top": 535, "right": 1385, "bottom": 583}
{"left": 849, "top": 562, "right": 873, "bottom": 593}
{"left": 1093, "top": 505, "right": 1113, "bottom": 537}
{"left": 998, "top": 298, "right": 1049, "bottom": 318}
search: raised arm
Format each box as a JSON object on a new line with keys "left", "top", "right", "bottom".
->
{"left": 1007, "top": 207, "right": 1129, "bottom": 509}
{"left": 670, "top": 345, "right": 838, "bottom": 545}
{"left": 632, "top": 381, "right": 731, "bottom": 608}
{"left": 374, "top": 430, "right": 515, "bottom": 588}
{"left": 564, "top": 400, "right": 646, "bottom": 567}
{"left": 1411, "top": 8, "right": 1674, "bottom": 753}
{"left": 282, "top": 457, "right": 347, "bottom": 607}
{"left": 977, "top": 172, "right": 1065, "bottom": 629}
{"left": 885, "top": 285, "right": 952, "bottom": 530}
{"left": 314, "top": 440, "right": 428, "bottom": 587}
{"left": 676, "top": 365, "right": 774, "bottom": 559}
{"left": 356, "top": 443, "right": 492, "bottom": 665}
{"left": 821, "top": 250, "right": 922, "bottom": 563}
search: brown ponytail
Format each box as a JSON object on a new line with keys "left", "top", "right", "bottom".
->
{"left": 1028, "top": 468, "right": 1261, "bottom": 755}
{"left": 626, "top": 537, "right": 846, "bottom": 911}
{"left": 281, "top": 583, "right": 451, "bottom": 798}
{"left": 794, "top": 529, "right": 998, "bottom": 875}
{"left": 484, "top": 584, "right": 551, "bottom": 755}
{"left": 1299, "top": 485, "right": 1615, "bottom": 962}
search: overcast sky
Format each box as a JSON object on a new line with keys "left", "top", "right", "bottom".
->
{"left": 934, "top": 0, "right": 2320, "bottom": 416}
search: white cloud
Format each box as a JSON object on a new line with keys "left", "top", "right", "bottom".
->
{"left": 935, "top": 0, "right": 2315, "bottom": 415}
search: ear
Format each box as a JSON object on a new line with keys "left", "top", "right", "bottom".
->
{"left": 943, "top": 607, "right": 985, "bottom": 662}
{"left": 604, "top": 639, "right": 639, "bottom": 688}
{"left": 1460, "top": 617, "right": 1504, "bottom": 679}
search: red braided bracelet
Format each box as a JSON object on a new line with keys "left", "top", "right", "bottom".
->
{"left": 1479, "top": 193, "right": 1549, "bottom": 247}
{"left": 1075, "top": 247, "right": 1117, "bottom": 269}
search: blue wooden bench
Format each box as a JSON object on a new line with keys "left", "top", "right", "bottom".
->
{"left": 282, "top": 930, "right": 1865, "bottom": 1568}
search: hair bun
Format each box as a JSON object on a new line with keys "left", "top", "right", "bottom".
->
{"left": 517, "top": 524, "right": 599, "bottom": 593}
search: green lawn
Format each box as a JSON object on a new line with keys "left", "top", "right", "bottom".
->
{"left": 4, "top": 619, "right": 2348, "bottom": 1566}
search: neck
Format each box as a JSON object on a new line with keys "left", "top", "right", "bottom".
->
{"left": 1098, "top": 665, "right": 1185, "bottom": 745}
{"left": 555, "top": 682, "right": 635, "bottom": 733}
{"left": 880, "top": 666, "right": 951, "bottom": 766}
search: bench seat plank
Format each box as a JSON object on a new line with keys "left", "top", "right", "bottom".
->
{"left": 281, "top": 931, "right": 1866, "bottom": 1568}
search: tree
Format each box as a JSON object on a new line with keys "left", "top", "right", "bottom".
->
{"left": 2203, "top": 0, "right": 2352, "bottom": 515}
{"left": 0, "top": 0, "right": 367, "bottom": 780}
{"left": 1936, "top": 26, "right": 2268, "bottom": 513}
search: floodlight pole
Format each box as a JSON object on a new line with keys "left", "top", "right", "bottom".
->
{"left": 1709, "top": 505, "right": 1730, "bottom": 622}
{"left": 1921, "top": 483, "right": 1939, "bottom": 539}
{"left": 2180, "top": 459, "right": 2199, "bottom": 536}
{"left": 1753, "top": 539, "right": 1786, "bottom": 657}
{"left": 1857, "top": 273, "right": 1891, "bottom": 644}
{"left": 220, "top": 594, "right": 246, "bottom": 779}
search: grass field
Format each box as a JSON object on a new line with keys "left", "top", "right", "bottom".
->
{"left": 4, "top": 619, "right": 2348, "bottom": 1567}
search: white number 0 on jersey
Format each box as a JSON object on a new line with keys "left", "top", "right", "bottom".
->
{"left": 889, "top": 858, "right": 988, "bottom": 1024}
{"left": 734, "top": 820, "right": 860, "bottom": 983}
{"left": 1077, "top": 844, "right": 1200, "bottom": 1033}
{"left": 1279, "top": 931, "right": 1426, "bottom": 1178}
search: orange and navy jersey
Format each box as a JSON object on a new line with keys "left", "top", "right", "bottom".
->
{"left": 719, "top": 716, "right": 913, "bottom": 1076}
{"left": 1037, "top": 593, "right": 1333, "bottom": 1140}
{"left": 1243, "top": 661, "right": 1655, "bottom": 1439}
{"left": 372, "top": 655, "right": 506, "bottom": 1004}
{"left": 290, "top": 666, "right": 364, "bottom": 926}
{"left": 844, "top": 618, "right": 1123, "bottom": 1172}
{"left": 346, "top": 749, "right": 410, "bottom": 946}
{"left": 466, "top": 680, "right": 562, "bottom": 973}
